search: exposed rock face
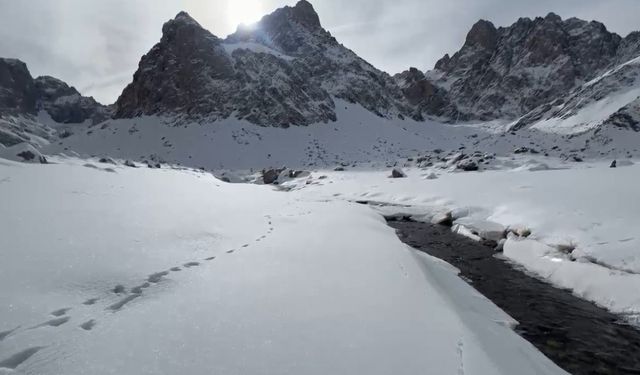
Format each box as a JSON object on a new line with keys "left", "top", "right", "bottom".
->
{"left": 393, "top": 68, "right": 459, "bottom": 120}
{"left": 0, "top": 58, "right": 109, "bottom": 123}
{"left": 0, "top": 58, "right": 37, "bottom": 115}
{"left": 0, "top": 58, "right": 109, "bottom": 146}
{"left": 428, "top": 14, "right": 626, "bottom": 121}
{"left": 115, "top": 1, "right": 417, "bottom": 127}
{"left": 511, "top": 54, "right": 640, "bottom": 132}
{"left": 604, "top": 97, "right": 640, "bottom": 132}
{"left": 34, "top": 76, "right": 111, "bottom": 124}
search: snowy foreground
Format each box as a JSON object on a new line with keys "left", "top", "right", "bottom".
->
{"left": 288, "top": 159, "right": 640, "bottom": 321}
{"left": 0, "top": 157, "right": 567, "bottom": 374}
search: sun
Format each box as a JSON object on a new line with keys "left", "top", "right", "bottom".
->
{"left": 227, "top": 0, "right": 265, "bottom": 28}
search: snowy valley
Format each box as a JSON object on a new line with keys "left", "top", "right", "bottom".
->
{"left": 2, "top": 1, "right": 640, "bottom": 374}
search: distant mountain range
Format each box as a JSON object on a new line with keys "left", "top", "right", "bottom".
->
{"left": 1, "top": 0, "right": 639, "bottom": 167}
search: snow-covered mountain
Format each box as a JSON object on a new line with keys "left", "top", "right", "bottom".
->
{"left": 0, "top": 58, "right": 110, "bottom": 148}
{"left": 111, "top": 2, "right": 640, "bottom": 133}
{"left": 2, "top": 1, "right": 640, "bottom": 168}
{"left": 400, "top": 13, "right": 640, "bottom": 123}
{"left": 115, "top": 1, "right": 416, "bottom": 127}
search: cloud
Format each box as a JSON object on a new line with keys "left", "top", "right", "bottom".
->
{"left": 0, "top": 0, "right": 637, "bottom": 104}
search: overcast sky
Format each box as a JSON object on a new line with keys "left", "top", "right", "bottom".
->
{"left": 0, "top": 0, "right": 637, "bottom": 104}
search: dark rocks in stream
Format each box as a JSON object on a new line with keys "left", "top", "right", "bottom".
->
{"left": 389, "top": 219, "right": 640, "bottom": 374}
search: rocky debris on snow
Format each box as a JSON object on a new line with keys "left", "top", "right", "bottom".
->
{"left": 456, "top": 159, "right": 479, "bottom": 171}
{"left": 98, "top": 157, "right": 116, "bottom": 165}
{"left": 513, "top": 147, "right": 539, "bottom": 154}
{"left": 124, "top": 160, "right": 138, "bottom": 168}
{"left": 610, "top": 160, "right": 617, "bottom": 168}
{"left": 287, "top": 169, "right": 309, "bottom": 178}
{"left": 0, "top": 143, "right": 47, "bottom": 163}
{"left": 390, "top": 168, "right": 407, "bottom": 178}
{"left": 262, "top": 168, "right": 286, "bottom": 184}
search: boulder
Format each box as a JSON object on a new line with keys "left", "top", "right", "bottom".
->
{"left": 262, "top": 167, "right": 286, "bottom": 184}
{"left": 390, "top": 168, "right": 407, "bottom": 178}
{"left": 98, "top": 157, "right": 116, "bottom": 165}
{"left": 456, "top": 159, "right": 479, "bottom": 171}
{"left": 124, "top": 160, "right": 138, "bottom": 168}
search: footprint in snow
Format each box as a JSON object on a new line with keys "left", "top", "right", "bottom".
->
{"left": 241, "top": 244, "right": 249, "bottom": 248}
{"left": 79, "top": 320, "right": 96, "bottom": 331}
{"left": 112, "top": 285, "right": 126, "bottom": 294}
{"left": 83, "top": 298, "right": 99, "bottom": 306}
{"left": 183, "top": 262, "right": 200, "bottom": 268}
{"left": 50, "top": 308, "right": 71, "bottom": 317}
{"left": 31, "top": 316, "right": 70, "bottom": 329}
{"left": 0, "top": 347, "right": 45, "bottom": 370}
{"left": 170, "top": 266, "right": 182, "bottom": 272}
{"left": 204, "top": 256, "right": 216, "bottom": 261}
{"left": 0, "top": 327, "right": 19, "bottom": 342}
{"left": 107, "top": 295, "right": 140, "bottom": 312}
{"left": 147, "top": 271, "right": 169, "bottom": 283}
{"left": 130, "top": 283, "right": 150, "bottom": 295}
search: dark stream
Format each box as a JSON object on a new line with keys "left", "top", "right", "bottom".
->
{"left": 388, "top": 218, "right": 640, "bottom": 375}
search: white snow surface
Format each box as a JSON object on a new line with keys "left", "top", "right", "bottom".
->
{"left": 287, "top": 161, "right": 640, "bottom": 318}
{"left": 42, "top": 99, "right": 639, "bottom": 171}
{"left": 0, "top": 157, "right": 567, "bottom": 374}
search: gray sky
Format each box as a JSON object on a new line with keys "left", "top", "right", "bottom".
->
{"left": 0, "top": 0, "right": 637, "bottom": 104}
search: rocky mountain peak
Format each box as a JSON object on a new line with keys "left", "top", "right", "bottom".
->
{"left": 226, "top": 0, "right": 328, "bottom": 56}
{"left": 289, "top": 0, "right": 322, "bottom": 30}
{"left": 465, "top": 20, "right": 498, "bottom": 50}
{"left": 161, "top": 11, "right": 219, "bottom": 44}
{"left": 116, "top": 1, "right": 416, "bottom": 126}
{"left": 544, "top": 12, "right": 562, "bottom": 23}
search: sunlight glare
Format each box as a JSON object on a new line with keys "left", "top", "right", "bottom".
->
{"left": 227, "top": 0, "right": 265, "bottom": 28}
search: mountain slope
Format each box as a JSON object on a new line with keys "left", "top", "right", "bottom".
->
{"left": 511, "top": 55, "right": 640, "bottom": 134}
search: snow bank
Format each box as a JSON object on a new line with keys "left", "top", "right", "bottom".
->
{"left": 504, "top": 238, "right": 640, "bottom": 316}
{"left": 293, "top": 160, "right": 640, "bottom": 317}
